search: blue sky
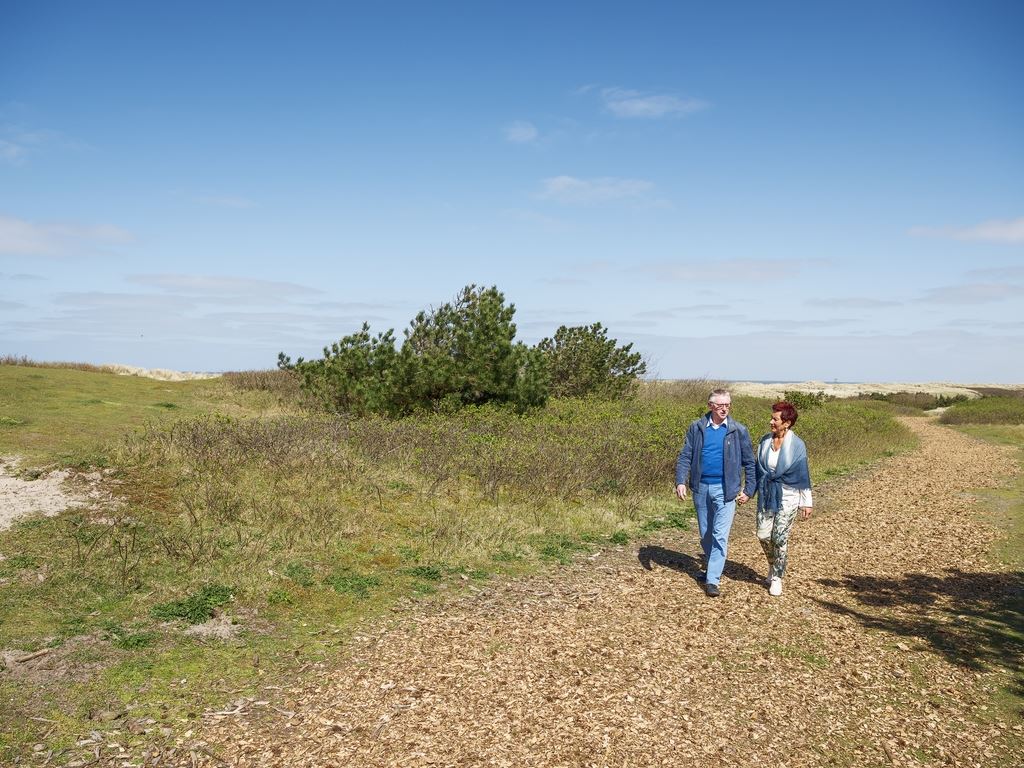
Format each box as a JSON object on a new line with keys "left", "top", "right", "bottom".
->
{"left": 1, "top": 1, "right": 1022, "bottom": 381}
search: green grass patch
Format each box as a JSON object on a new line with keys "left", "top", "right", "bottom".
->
{"left": 150, "top": 585, "right": 234, "bottom": 624}
{"left": 940, "top": 396, "right": 1024, "bottom": 425}
{"left": 323, "top": 570, "right": 382, "bottom": 598}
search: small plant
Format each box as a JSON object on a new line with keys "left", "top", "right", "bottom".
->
{"left": 323, "top": 570, "right": 381, "bottom": 598}
{"left": 267, "top": 588, "right": 293, "bottom": 606}
{"left": 284, "top": 561, "right": 315, "bottom": 587}
{"left": 609, "top": 530, "right": 629, "bottom": 544}
{"left": 402, "top": 564, "right": 443, "bottom": 581}
{"left": 151, "top": 584, "right": 234, "bottom": 624}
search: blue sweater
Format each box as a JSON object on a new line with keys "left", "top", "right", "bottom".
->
{"left": 675, "top": 415, "right": 756, "bottom": 502}
{"left": 700, "top": 424, "right": 726, "bottom": 482}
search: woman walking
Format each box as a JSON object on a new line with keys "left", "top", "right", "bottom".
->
{"left": 755, "top": 400, "right": 813, "bottom": 596}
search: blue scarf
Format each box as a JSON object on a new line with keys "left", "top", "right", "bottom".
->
{"left": 756, "top": 431, "right": 811, "bottom": 514}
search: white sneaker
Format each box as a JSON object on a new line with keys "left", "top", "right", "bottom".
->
{"left": 769, "top": 577, "right": 783, "bottom": 597}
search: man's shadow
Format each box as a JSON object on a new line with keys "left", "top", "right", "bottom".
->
{"left": 637, "top": 544, "right": 763, "bottom": 586}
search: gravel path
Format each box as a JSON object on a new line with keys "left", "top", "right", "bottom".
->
{"left": 194, "top": 417, "right": 1022, "bottom": 767}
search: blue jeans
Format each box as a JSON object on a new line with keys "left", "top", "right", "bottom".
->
{"left": 693, "top": 482, "right": 736, "bottom": 586}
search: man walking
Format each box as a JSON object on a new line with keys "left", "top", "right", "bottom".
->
{"left": 675, "top": 388, "right": 756, "bottom": 597}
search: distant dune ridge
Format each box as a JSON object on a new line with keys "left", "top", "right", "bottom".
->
{"left": 727, "top": 380, "right": 1022, "bottom": 400}
{"left": 100, "top": 365, "right": 1020, "bottom": 397}
{"left": 104, "top": 364, "right": 221, "bottom": 381}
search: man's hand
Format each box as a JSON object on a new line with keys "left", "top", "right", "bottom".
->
{"left": 737, "top": 492, "right": 750, "bottom": 505}
{"left": 675, "top": 483, "right": 688, "bottom": 500}
{"left": 799, "top": 506, "right": 812, "bottom": 520}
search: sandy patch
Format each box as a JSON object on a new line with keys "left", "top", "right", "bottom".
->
{"left": 183, "top": 614, "right": 241, "bottom": 642}
{"left": 0, "top": 457, "right": 90, "bottom": 532}
{"left": 102, "top": 364, "right": 220, "bottom": 381}
{"left": 0, "top": 635, "right": 112, "bottom": 684}
{"left": 727, "top": 380, "right": 1021, "bottom": 400}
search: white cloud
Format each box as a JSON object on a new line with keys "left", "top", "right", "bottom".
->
{"left": 195, "top": 195, "right": 258, "bottom": 209}
{"left": 633, "top": 304, "right": 730, "bottom": 319}
{"left": 645, "top": 258, "right": 828, "bottom": 282}
{"left": 909, "top": 216, "right": 1024, "bottom": 243}
{"left": 0, "top": 139, "right": 27, "bottom": 164}
{"left": 0, "top": 124, "right": 81, "bottom": 165}
{"left": 504, "top": 120, "right": 538, "bottom": 144}
{"left": 804, "top": 297, "right": 900, "bottom": 309}
{"left": 600, "top": 87, "right": 708, "bottom": 119}
{"left": 126, "top": 273, "right": 322, "bottom": 299}
{"left": 500, "top": 208, "right": 569, "bottom": 231}
{"left": 0, "top": 215, "right": 133, "bottom": 256}
{"left": 539, "top": 175, "right": 654, "bottom": 204}
{"left": 919, "top": 283, "right": 1019, "bottom": 304}
{"left": 965, "top": 266, "right": 1024, "bottom": 280}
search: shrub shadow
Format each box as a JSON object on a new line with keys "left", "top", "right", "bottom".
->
{"left": 637, "top": 545, "right": 764, "bottom": 586}
{"left": 814, "top": 569, "right": 1024, "bottom": 706}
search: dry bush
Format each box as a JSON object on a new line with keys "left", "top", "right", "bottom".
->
{"left": 0, "top": 354, "right": 112, "bottom": 373}
{"left": 636, "top": 378, "right": 727, "bottom": 403}
{"left": 222, "top": 368, "right": 302, "bottom": 400}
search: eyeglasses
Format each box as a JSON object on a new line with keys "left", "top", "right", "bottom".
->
{"left": 709, "top": 402, "right": 731, "bottom": 409}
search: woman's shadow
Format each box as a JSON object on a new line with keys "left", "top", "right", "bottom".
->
{"left": 637, "top": 544, "right": 764, "bottom": 586}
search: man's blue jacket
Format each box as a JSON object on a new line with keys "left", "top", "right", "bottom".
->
{"left": 675, "top": 415, "right": 757, "bottom": 502}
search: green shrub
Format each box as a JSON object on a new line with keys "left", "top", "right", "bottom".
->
{"left": 537, "top": 323, "right": 646, "bottom": 399}
{"left": 282, "top": 285, "right": 547, "bottom": 415}
{"left": 782, "top": 390, "right": 833, "bottom": 411}
{"left": 939, "top": 397, "right": 1024, "bottom": 425}
{"left": 856, "top": 391, "right": 969, "bottom": 410}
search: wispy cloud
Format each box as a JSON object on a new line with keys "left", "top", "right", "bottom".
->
{"left": 600, "top": 87, "right": 708, "bottom": 119}
{"left": 804, "top": 297, "right": 900, "bottom": 309}
{"left": 965, "top": 265, "right": 1024, "bottom": 281}
{"left": 0, "top": 272, "right": 44, "bottom": 281}
{"left": 126, "top": 273, "right": 322, "bottom": 299}
{"left": 0, "top": 300, "right": 26, "bottom": 310}
{"left": 539, "top": 175, "right": 654, "bottom": 204}
{"left": 919, "top": 283, "right": 1019, "bottom": 304}
{"left": 0, "top": 214, "right": 133, "bottom": 256}
{"left": 645, "top": 258, "right": 829, "bottom": 282}
{"left": 909, "top": 216, "right": 1024, "bottom": 243}
{"left": 0, "top": 124, "right": 83, "bottom": 165}
{"left": 633, "top": 304, "right": 730, "bottom": 319}
{"left": 500, "top": 208, "right": 570, "bottom": 231}
{"left": 504, "top": 120, "right": 538, "bottom": 144}
{"left": 195, "top": 194, "right": 258, "bottom": 209}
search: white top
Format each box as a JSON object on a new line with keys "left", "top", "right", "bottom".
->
{"left": 767, "top": 446, "right": 814, "bottom": 508}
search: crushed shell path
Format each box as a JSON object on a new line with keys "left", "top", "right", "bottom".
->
{"left": 197, "top": 417, "right": 1022, "bottom": 767}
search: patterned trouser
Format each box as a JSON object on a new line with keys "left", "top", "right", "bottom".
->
{"left": 756, "top": 504, "right": 800, "bottom": 579}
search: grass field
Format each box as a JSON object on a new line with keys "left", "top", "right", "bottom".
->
{"left": 0, "top": 364, "right": 921, "bottom": 759}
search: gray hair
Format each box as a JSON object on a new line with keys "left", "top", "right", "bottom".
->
{"left": 708, "top": 388, "right": 731, "bottom": 402}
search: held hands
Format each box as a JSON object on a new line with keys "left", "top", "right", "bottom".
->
{"left": 799, "top": 506, "right": 812, "bottom": 520}
{"left": 675, "top": 483, "right": 688, "bottom": 500}
{"left": 736, "top": 492, "right": 750, "bottom": 505}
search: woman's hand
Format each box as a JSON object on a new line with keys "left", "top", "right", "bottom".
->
{"left": 799, "top": 506, "right": 812, "bottom": 520}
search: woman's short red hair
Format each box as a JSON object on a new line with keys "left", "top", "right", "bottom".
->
{"left": 772, "top": 400, "right": 798, "bottom": 426}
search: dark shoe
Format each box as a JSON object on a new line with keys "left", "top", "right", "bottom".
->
{"left": 697, "top": 570, "right": 707, "bottom": 583}
{"left": 704, "top": 583, "right": 720, "bottom": 598}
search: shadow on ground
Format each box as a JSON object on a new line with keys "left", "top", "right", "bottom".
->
{"left": 815, "top": 569, "right": 1024, "bottom": 704}
{"left": 637, "top": 545, "right": 764, "bottom": 586}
